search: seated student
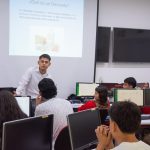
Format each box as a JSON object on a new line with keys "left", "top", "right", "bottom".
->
{"left": 34, "top": 78, "right": 73, "bottom": 148}
{"left": 95, "top": 101, "right": 150, "bottom": 150}
{"left": 123, "top": 77, "right": 137, "bottom": 89}
{"left": 123, "top": 77, "right": 150, "bottom": 115}
{"left": 0, "top": 91, "right": 27, "bottom": 150}
{"left": 142, "top": 82, "right": 149, "bottom": 89}
{"left": 78, "top": 85, "right": 110, "bottom": 112}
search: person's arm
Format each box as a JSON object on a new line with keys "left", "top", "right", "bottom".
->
{"left": 16, "top": 68, "right": 32, "bottom": 96}
{"left": 78, "top": 101, "right": 96, "bottom": 111}
{"left": 95, "top": 125, "right": 114, "bottom": 150}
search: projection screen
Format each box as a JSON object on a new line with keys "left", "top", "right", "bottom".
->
{"left": 0, "top": 0, "right": 98, "bottom": 98}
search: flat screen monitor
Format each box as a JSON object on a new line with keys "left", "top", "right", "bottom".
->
{"left": 99, "top": 109, "right": 108, "bottom": 124}
{"left": 96, "top": 26, "right": 110, "bottom": 62}
{"left": 67, "top": 109, "right": 101, "bottom": 150}
{"left": 114, "top": 89, "right": 143, "bottom": 106}
{"left": 113, "top": 27, "right": 150, "bottom": 62}
{"left": 15, "top": 96, "right": 31, "bottom": 117}
{"left": 76, "top": 83, "right": 99, "bottom": 97}
{"left": 2, "top": 115, "right": 53, "bottom": 150}
{"left": 143, "top": 88, "right": 150, "bottom": 106}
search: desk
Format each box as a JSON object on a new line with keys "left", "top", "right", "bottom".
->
{"left": 141, "top": 120, "right": 150, "bottom": 125}
{"left": 141, "top": 114, "right": 150, "bottom": 125}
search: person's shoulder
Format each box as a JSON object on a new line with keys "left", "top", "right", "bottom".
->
{"left": 55, "top": 98, "right": 72, "bottom": 105}
{"left": 138, "top": 141, "right": 150, "bottom": 148}
{"left": 26, "top": 66, "right": 37, "bottom": 72}
{"left": 111, "top": 141, "right": 150, "bottom": 150}
{"left": 55, "top": 98, "right": 70, "bottom": 103}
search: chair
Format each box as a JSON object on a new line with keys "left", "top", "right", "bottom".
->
{"left": 54, "top": 126, "right": 71, "bottom": 150}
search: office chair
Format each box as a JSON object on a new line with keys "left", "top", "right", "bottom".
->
{"left": 54, "top": 126, "right": 71, "bottom": 150}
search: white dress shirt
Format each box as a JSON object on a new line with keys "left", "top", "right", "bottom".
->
{"left": 16, "top": 66, "right": 51, "bottom": 98}
{"left": 111, "top": 141, "right": 150, "bottom": 150}
{"left": 35, "top": 97, "right": 73, "bottom": 148}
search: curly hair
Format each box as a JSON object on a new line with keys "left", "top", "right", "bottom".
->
{"left": 38, "top": 78, "right": 57, "bottom": 99}
{"left": 0, "top": 90, "right": 27, "bottom": 149}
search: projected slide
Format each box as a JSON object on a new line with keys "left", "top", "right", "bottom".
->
{"left": 9, "top": 0, "right": 84, "bottom": 57}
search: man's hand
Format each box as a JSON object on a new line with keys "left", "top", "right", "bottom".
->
{"left": 95, "top": 125, "right": 114, "bottom": 150}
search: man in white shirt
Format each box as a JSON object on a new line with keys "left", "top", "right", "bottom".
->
{"left": 35, "top": 78, "right": 73, "bottom": 149}
{"left": 95, "top": 101, "right": 150, "bottom": 150}
{"left": 16, "top": 54, "right": 51, "bottom": 98}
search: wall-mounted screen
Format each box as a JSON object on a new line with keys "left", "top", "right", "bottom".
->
{"left": 113, "top": 27, "right": 150, "bottom": 62}
{"left": 96, "top": 27, "right": 110, "bottom": 62}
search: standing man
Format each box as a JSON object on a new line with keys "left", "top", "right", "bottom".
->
{"left": 16, "top": 54, "right": 51, "bottom": 116}
{"left": 16, "top": 54, "right": 51, "bottom": 98}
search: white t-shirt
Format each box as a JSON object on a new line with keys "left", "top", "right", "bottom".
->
{"left": 111, "top": 141, "right": 150, "bottom": 150}
{"left": 16, "top": 66, "right": 51, "bottom": 98}
{"left": 35, "top": 97, "right": 73, "bottom": 147}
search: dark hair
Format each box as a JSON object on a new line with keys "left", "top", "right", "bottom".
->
{"left": 95, "top": 85, "right": 108, "bottom": 105}
{"left": 109, "top": 101, "right": 141, "bottom": 133}
{"left": 39, "top": 54, "right": 51, "bottom": 61}
{"left": 0, "top": 91, "right": 27, "bottom": 148}
{"left": 38, "top": 78, "right": 57, "bottom": 99}
{"left": 124, "top": 77, "right": 137, "bottom": 88}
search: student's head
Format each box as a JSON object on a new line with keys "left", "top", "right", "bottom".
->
{"left": 0, "top": 90, "right": 27, "bottom": 122}
{"left": 109, "top": 101, "right": 141, "bottom": 140}
{"left": 38, "top": 54, "right": 51, "bottom": 73}
{"left": 0, "top": 91, "right": 27, "bottom": 135}
{"left": 38, "top": 78, "right": 57, "bottom": 100}
{"left": 94, "top": 85, "right": 108, "bottom": 105}
{"left": 123, "top": 77, "right": 137, "bottom": 89}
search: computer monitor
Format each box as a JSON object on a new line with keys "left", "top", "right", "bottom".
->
{"left": 76, "top": 82, "right": 99, "bottom": 97}
{"left": 143, "top": 88, "right": 150, "bottom": 106}
{"left": 2, "top": 115, "right": 53, "bottom": 150}
{"left": 114, "top": 89, "right": 144, "bottom": 106}
{"left": 67, "top": 109, "right": 101, "bottom": 150}
{"left": 99, "top": 109, "right": 109, "bottom": 124}
{"left": 0, "top": 87, "right": 16, "bottom": 94}
{"left": 15, "top": 96, "right": 31, "bottom": 117}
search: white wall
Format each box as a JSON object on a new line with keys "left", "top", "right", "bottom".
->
{"left": 96, "top": 0, "right": 150, "bottom": 83}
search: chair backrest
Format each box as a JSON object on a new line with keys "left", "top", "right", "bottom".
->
{"left": 54, "top": 126, "right": 71, "bottom": 150}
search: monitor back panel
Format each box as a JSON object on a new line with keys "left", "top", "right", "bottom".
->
{"left": 114, "top": 89, "right": 143, "bottom": 106}
{"left": 76, "top": 83, "right": 99, "bottom": 96}
{"left": 2, "top": 115, "right": 53, "bottom": 150}
{"left": 144, "top": 88, "right": 150, "bottom": 106}
{"left": 67, "top": 109, "right": 101, "bottom": 150}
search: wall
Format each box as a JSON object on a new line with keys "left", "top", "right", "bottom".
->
{"left": 0, "top": 0, "right": 98, "bottom": 98}
{"left": 96, "top": 0, "right": 150, "bottom": 83}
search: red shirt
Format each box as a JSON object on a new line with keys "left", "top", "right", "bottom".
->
{"left": 141, "top": 106, "right": 150, "bottom": 114}
{"left": 78, "top": 100, "right": 110, "bottom": 112}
